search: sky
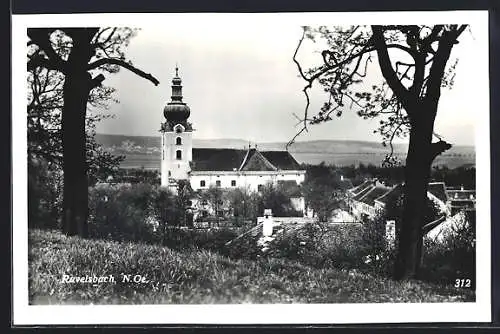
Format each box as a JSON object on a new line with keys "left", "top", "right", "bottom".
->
{"left": 94, "top": 16, "right": 487, "bottom": 146}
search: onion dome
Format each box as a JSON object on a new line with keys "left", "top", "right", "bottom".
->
{"left": 163, "top": 66, "right": 190, "bottom": 123}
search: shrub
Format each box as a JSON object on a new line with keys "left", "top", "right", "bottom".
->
{"left": 420, "top": 211, "right": 475, "bottom": 286}
{"left": 88, "top": 183, "right": 242, "bottom": 250}
{"left": 357, "top": 215, "right": 397, "bottom": 276}
{"left": 226, "top": 219, "right": 398, "bottom": 278}
{"left": 259, "top": 223, "right": 366, "bottom": 270}
{"left": 88, "top": 183, "right": 161, "bottom": 243}
{"left": 28, "top": 158, "right": 63, "bottom": 230}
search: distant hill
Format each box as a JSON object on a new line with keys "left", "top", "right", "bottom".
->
{"left": 95, "top": 133, "right": 475, "bottom": 169}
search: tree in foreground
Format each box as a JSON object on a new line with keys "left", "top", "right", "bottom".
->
{"left": 28, "top": 66, "right": 125, "bottom": 185}
{"left": 27, "top": 28, "right": 160, "bottom": 237}
{"left": 290, "top": 25, "right": 467, "bottom": 279}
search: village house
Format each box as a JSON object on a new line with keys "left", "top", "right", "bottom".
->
{"left": 446, "top": 186, "right": 476, "bottom": 214}
{"left": 347, "top": 180, "right": 453, "bottom": 221}
{"left": 346, "top": 179, "right": 392, "bottom": 220}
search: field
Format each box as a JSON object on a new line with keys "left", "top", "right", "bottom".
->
{"left": 116, "top": 151, "right": 475, "bottom": 170}
{"left": 96, "top": 134, "right": 475, "bottom": 170}
{"left": 29, "top": 229, "right": 474, "bottom": 304}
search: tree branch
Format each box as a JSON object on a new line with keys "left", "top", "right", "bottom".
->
{"left": 429, "top": 140, "right": 452, "bottom": 162}
{"left": 87, "top": 58, "right": 160, "bottom": 86}
{"left": 371, "top": 26, "right": 412, "bottom": 112}
{"left": 27, "top": 28, "right": 67, "bottom": 72}
{"left": 424, "top": 30, "right": 455, "bottom": 106}
{"left": 89, "top": 74, "right": 106, "bottom": 90}
{"left": 27, "top": 54, "right": 61, "bottom": 71}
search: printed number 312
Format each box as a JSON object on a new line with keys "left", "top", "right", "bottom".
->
{"left": 455, "top": 278, "right": 471, "bottom": 288}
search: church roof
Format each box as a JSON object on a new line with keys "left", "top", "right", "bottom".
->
{"left": 240, "top": 149, "right": 277, "bottom": 171}
{"left": 190, "top": 148, "right": 303, "bottom": 172}
{"left": 191, "top": 148, "right": 247, "bottom": 171}
{"left": 260, "top": 151, "right": 302, "bottom": 170}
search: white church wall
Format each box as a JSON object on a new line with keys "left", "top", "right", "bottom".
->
{"left": 189, "top": 171, "right": 306, "bottom": 192}
{"left": 161, "top": 127, "right": 193, "bottom": 184}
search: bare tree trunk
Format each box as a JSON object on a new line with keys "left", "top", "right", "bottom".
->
{"left": 61, "top": 72, "right": 90, "bottom": 237}
{"left": 60, "top": 31, "right": 95, "bottom": 237}
{"left": 394, "top": 114, "right": 434, "bottom": 280}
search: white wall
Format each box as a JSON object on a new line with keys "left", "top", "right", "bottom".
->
{"left": 189, "top": 171, "right": 306, "bottom": 192}
{"left": 160, "top": 126, "right": 193, "bottom": 185}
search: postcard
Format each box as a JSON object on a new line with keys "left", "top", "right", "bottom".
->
{"left": 12, "top": 11, "right": 491, "bottom": 325}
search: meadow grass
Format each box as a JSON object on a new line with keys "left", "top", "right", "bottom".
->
{"left": 29, "top": 228, "right": 474, "bottom": 304}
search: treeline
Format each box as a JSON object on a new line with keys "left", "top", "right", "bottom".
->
{"left": 194, "top": 183, "right": 303, "bottom": 226}
{"left": 302, "top": 162, "right": 476, "bottom": 189}
{"left": 110, "top": 168, "right": 160, "bottom": 185}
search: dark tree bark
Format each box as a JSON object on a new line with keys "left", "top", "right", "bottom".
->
{"left": 60, "top": 29, "right": 97, "bottom": 237}
{"left": 61, "top": 73, "right": 91, "bottom": 236}
{"left": 394, "top": 107, "right": 435, "bottom": 278}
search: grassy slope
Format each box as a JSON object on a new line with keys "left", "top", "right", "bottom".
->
{"left": 29, "top": 229, "right": 474, "bottom": 305}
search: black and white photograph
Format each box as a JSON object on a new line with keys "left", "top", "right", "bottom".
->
{"left": 12, "top": 11, "right": 490, "bottom": 324}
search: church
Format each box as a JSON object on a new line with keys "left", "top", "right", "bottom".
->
{"left": 159, "top": 67, "right": 306, "bottom": 209}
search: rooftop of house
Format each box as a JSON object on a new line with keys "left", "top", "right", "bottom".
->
{"left": 190, "top": 147, "right": 303, "bottom": 172}
{"left": 354, "top": 180, "right": 455, "bottom": 208}
{"left": 349, "top": 179, "right": 377, "bottom": 196}
{"left": 374, "top": 183, "right": 403, "bottom": 206}
{"left": 428, "top": 182, "right": 448, "bottom": 203}
{"left": 351, "top": 183, "right": 376, "bottom": 201}
{"left": 358, "top": 185, "right": 393, "bottom": 206}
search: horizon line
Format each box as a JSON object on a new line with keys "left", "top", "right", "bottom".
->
{"left": 95, "top": 132, "right": 475, "bottom": 147}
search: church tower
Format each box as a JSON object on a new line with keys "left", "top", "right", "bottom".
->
{"left": 160, "top": 66, "right": 193, "bottom": 186}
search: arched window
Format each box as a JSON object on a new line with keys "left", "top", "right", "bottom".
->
{"left": 176, "top": 150, "right": 182, "bottom": 160}
{"left": 176, "top": 137, "right": 182, "bottom": 145}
